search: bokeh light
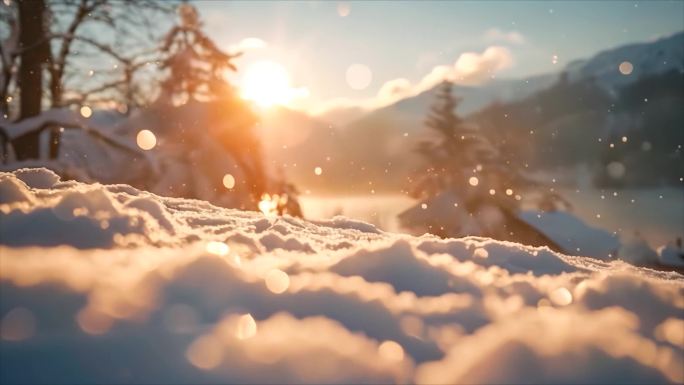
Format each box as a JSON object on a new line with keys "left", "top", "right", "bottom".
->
{"left": 378, "top": 340, "right": 404, "bottom": 362}
{"left": 136, "top": 130, "right": 157, "bottom": 150}
{"left": 222, "top": 174, "right": 236, "bottom": 189}
{"left": 265, "top": 269, "right": 290, "bottom": 294}
{"left": 619, "top": 61, "right": 634, "bottom": 75}
{"left": 236, "top": 313, "right": 257, "bottom": 340}
{"left": 80, "top": 105, "right": 92, "bottom": 118}
{"left": 206, "top": 241, "right": 230, "bottom": 256}
{"left": 186, "top": 335, "right": 223, "bottom": 369}
{"left": 346, "top": 64, "right": 372, "bottom": 90}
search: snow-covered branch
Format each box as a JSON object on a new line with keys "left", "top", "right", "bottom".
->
{"left": 0, "top": 109, "right": 142, "bottom": 157}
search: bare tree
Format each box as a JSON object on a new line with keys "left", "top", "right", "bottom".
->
{"left": 0, "top": 0, "right": 175, "bottom": 160}
{"left": 46, "top": 1, "right": 174, "bottom": 107}
{"left": 13, "top": 0, "right": 50, "bottom": 160}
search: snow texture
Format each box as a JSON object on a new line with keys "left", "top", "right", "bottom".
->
{"left": 1, "top": 168, "right": 683, "bottom": 384}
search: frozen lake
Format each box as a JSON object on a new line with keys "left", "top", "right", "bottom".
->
{"left": 300, "top": 187, "right": 684, "bottom": 248}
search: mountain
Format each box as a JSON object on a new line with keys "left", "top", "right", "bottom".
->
{"left": 261, "top": 32, "right": 684, "bottom": 193}
{"left": 565, "top": 31, "right": 684, "bottom": 90}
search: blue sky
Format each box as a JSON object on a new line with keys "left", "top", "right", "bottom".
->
{"left": 195, "top": 1, "right": 684, "bottom": 112}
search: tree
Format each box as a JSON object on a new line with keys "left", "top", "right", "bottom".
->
{"left": 157, "top": 3, "right": 240, "bottom": 104}
{"left": 45, "top": 0, "right": 175, "bottom": 109}
{"left": 152, "top": 3, "right": 268, "bottom": 205}
{"left": 411, "top": 81, "right": 494, "bottom": 201}
{"left": 13, "top": 0, "right": 50, "bottom": 160}
{"left": 408, "top": 82, "right": 568, "bottom": 238}
{"left": 43, "top": 0, "right": 175, "bottom": 157}
{"left": 1, "top": 0, "right": 175, "bottom": 160}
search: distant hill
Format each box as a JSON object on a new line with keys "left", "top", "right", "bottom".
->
{"left": 565, "top": 31, "right": 684, "bottom": 90}
{"left": 260, "top": 32, "right": 684, "bottom": 193}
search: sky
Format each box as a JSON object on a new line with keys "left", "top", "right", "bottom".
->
{"left": 195, "top": 1, "right": 684, "bottom": 114}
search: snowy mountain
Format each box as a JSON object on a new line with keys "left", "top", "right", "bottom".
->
{"left": 345, "top": 72, "right": 558, "bottom": 134}
{"left": 361, "top": 31, "right": 684, "bottom": 131}
{"left": 273, "top": 31, "right": 684, "bottom": 192}
{"left": 1, "top": 168, "right": 683, "bottom": 384}
{"left": 566, "top": 31, "right": 684, "bottom": 90}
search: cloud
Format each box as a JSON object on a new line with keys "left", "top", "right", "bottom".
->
{"left": 310, "top": 46, "right": 514, "bottom": 116}
{"left": 451, "top": 46, "right": 514, "bottom": 84}
{"left": 377, "top": 78, "right": 412, "bottom": 100}
{"left": 484, "top": 28, "right": 526, "bottom": 45}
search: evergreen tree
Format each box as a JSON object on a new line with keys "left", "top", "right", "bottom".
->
{"left": 154, "top": 3, "right": 270, "bottom": 207}
{"left": 158, "top": 3, "right": 241, "bottom": 104}
{"left": 412, "top": 81, "right": 494, "bottom": 201}
{"left": 411, "top": 82, "right": 568, "bottom": 234}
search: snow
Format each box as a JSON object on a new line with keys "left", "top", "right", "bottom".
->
{"left": 658, "top": 243, "right": 684, "bottom": 267}
{"left": 519, "top": 210, "right": 620, "bottom": 260}
{"left": 1, "top": 168, "right": 683, "bottom": 384}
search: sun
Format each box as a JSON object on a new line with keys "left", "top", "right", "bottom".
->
{"left": 240, "top": 61, "right": 305, "bottom": 108}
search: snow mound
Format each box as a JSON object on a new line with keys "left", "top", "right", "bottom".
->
{"left": 519, "top": 210, "right": 620, "bottom": 259}
{"left": 1, "top": 168, "right": 683, "bottom": 384}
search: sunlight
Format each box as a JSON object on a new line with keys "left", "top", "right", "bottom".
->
{"left": 240, "top": 61, "right": 307, "bottom": 108}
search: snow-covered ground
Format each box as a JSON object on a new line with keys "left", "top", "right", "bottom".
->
{"left": 1, "top": 168, "right": 683, "bottom": 384}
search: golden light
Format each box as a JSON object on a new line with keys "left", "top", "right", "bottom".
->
{"left": 549, "top": 287, "right": 573, "bottom": 306}
{"left": 378, "top": 340, "right": 404, "bottom": 362}
{"left": 80, "top": 105, "right": 92, "bottom": 118}
{"left": 136, "top": 130, "right": 157, "bottom": 150}
{"left": 468, "top": 176, "right": 479, "bottom": 186}
{"left": 205, "top": 241, "right": 230, "bottom": 256}
{"left": 314, "top": 166, "right": 323, "bottom": 176}
{"left": 265, "top": 269, "right": 290, "bottom": 294}
{"left": 258, "top": 193, "right": 279, "bottom": 217}
{"left": 222, "top": 174, "right": 236, "bottom": 189}
{"left": 240, "top": 61, "right": 307, "bottom": 107}
{"left": 236, "top": 313, "right": 257, "bottom": 340}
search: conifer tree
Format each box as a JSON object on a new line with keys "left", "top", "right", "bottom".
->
{"left": 412, "top": 81, "right": 493, "bottom": 200}
{"left": 159, "top": 3, "right": 241, "bottom": 104}
{"left": 412, "top": 81, "right": 568, "bottom": 220}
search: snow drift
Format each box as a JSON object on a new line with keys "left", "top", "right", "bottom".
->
{"left": 1, "top": 168, "right": 683, "bottom": 384}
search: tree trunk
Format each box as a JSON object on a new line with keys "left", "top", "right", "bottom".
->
{"left": 48, "top": 69, "right": 62, "bottom": 158}
{"left": 13, "top": 0, "right": 48, "bottom": 160}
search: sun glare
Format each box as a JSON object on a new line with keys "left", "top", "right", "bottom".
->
{"left": 240, "top": 61, "right": 306, "bottom": 108}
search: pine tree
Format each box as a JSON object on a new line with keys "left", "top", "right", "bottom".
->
{"left": 412, "top": 81, "right": 568, "bottom": 226}
{"left": 158, "top": 3, "right": 241, "bottom": 104}
{"left": 412, "top": 81, "right": 493, "bottom": 200}
{"left": 154, "top": 3, "right": 269, "bottom": 207}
